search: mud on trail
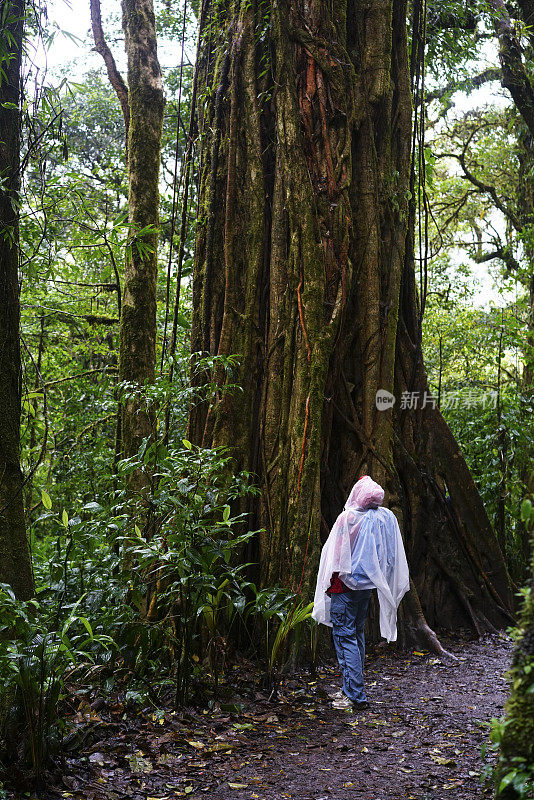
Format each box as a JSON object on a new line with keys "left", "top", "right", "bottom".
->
{"left": 43, "top": 634, "right": 511, "bottom": 800}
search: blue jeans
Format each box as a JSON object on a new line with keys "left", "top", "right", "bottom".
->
{"left": 330, "top": 589, "right": 372, "bottom": 704}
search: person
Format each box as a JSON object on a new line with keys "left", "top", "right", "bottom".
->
{"left": 312, "top": 476, "right": 410, "bottom": 710}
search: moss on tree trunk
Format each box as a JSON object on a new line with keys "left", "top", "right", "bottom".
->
{"left": 118, "top": 0, "right": 164, "bottom": 493}
{"left": 189, "top": 0, "right": 512, "bottom": 648}
{"left": 494, "top": 535, "right": 534, "bottom": 798}
{"left": 0, "top": 0, "right": 34, "bottom": 600}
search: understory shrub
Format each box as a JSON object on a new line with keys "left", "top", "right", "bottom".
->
{"left": 0, "top": 438, "right": 272, "bottom": 779}
{"left": 0, "top": 583, "right": 114, "bottom": 780}
{"left": 0, "top": 360, "right": 313, "bottom": 781}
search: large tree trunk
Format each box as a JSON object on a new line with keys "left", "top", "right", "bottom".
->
{"left": 0, "top": 0, "right": 34, "bottom": 599}
{"left": 189, "top": 0, "right": 512, "bottom": 648}
{"left": 118, "top": 0, "right": 164, "bottom": 486}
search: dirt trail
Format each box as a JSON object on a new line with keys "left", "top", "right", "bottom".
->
{"left": 44, "top": 634, "right": 511, "bottom": 800}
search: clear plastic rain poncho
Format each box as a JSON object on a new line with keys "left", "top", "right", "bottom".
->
{"left": 312, "top": 476, "right": 410, "bottom": 642}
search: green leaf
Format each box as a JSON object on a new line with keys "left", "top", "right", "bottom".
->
{"left": 182, "top": 439, "right": 192, "bottom": 450}
{"left": 41, "top": 489, "right": 52, "bottom": 510}
{"left": 498, "top": 771, "right": 516, "bottom": 794}
{"left": 79, "top": 617, "right": 94, "bottom": 639}
{"left": 223, "top": 505, "right": 231, "bottom": 522}
{"left": 521, "top": 498, "right": 533, "bottom": 525}
{"left": 83, "top": 501, "right": 104, "bottom": 513}
{"left": 62, "top": 509, "right": 69, "bottom": 528}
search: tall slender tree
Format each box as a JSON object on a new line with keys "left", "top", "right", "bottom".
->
{"left": 119, "top": 0, "right": 164, "bottom": 485}
{"left": 189, "top": 0, "right": 513, "bottom": 648}
{"left": 0, "top": 0, "right": 34, "bottom": 599}
{"left": 90, "top": 0, "right": 164, "bottom": 500}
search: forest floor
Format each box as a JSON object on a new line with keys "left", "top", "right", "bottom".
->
{"left": 40, "top": 633, "right": 511, "bottom": 800}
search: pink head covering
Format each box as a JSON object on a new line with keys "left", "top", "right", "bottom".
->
{"left": 344, "top": 475, "right": 385, "bottom": 510}
{"left": 313, "top": 474, "right": 409, "bottom": 639}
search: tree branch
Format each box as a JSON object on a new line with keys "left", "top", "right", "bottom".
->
{"left": 22, "top": 305, "right": 119, "bottom": 326}
{"left": 50, "top": 280, "right": 119, "bottom": 291}
{"left": 426, "top": 68, "right": 502, "bottom": 103}
{"left": 41, "top": 368, "right": 118, "bottom": 390}
{"left": 455, "top": 131, "right": 523, "bottom": 231}
{"left": 473, "top": 246, "right": 522, "bottom": 274}
{"left": 83, "top": 314, "right": 120, "bottom": 325}
{"left": 90, "top": 0, "right": 130, "bottom": 146}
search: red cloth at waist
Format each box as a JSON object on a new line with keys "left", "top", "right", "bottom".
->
{"left": 327, "top": 572, "right": 347, "bottom": 595}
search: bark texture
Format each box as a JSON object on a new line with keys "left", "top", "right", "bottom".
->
{"left": 189, "top": 0, "right": 512, "bottom": 647}
{"left": 0, "top": 0, "right": 34, "bottom": 599}
{"left": 119, "top": 0, "right": 164, "bottom": 476}
{"left": 516, "top": 127, "right": 534, "bottom": 570}
{"left": 490, "top": 0, "right": 534, "bottom": 138}
{"left": 495, "top": 535, "right": 534, "bottom": 798}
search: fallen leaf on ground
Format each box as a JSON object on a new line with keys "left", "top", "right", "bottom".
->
{"left": 430, "top": 755, "right": 456, "bottom": 766}
{"left": 127, "top": 752, "right": 153, "bottom": 772}
{"left": 206, "top": 742, "right": 234, "bottom": 753}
